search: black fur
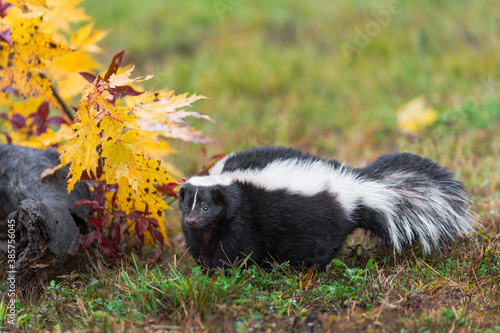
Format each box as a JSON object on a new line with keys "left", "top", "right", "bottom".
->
{"left": 221, "top": 146, "right": 323, "bottom": 172}
{"left": 179, "top": 146, "right": 474, "bottom": 270}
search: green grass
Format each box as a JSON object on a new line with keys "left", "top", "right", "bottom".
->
{"left": 4, "top": 237, "right": 500, "bottom": 331}
{"left": 82, "top": 0, "right": 500, "bottom": 159}
{"left": 2, "top": 0, "right": 500, "bottom": 331}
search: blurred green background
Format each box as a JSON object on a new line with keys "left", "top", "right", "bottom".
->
{"left": 82, "top": 0, "right": 500, "bottom": 176}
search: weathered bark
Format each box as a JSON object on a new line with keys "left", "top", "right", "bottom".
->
{"left": 0, "top": 144, "right": 92, "bottom": 291}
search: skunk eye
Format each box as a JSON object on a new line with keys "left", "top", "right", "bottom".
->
{"left": 184, "top": 205, "right": 188, "bottom": 212}
{"left": 203, "top": 206, "right": 209, "bottom": 211}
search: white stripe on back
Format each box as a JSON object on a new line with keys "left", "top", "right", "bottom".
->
{"left": 188, "top": 158, "right": 393, "bottom": 216}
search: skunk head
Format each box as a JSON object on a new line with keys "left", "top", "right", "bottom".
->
{"left": 179, "top": 182, "right": 231, "bottom": 229}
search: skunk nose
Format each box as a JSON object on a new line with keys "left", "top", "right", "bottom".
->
{"left": 185, "top": 217, "right": 197, "bottom": 227}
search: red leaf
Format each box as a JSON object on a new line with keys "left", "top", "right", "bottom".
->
{"left": 104, "top": 50, "right": 125, "bottom": 81}
{"left": 87, "top": 201, "right": 105, "bottom": 215}
{"left": 114, "top": 209, "right": 126, "bottom": 220}
{"left": 0, "top": 28, "right": 11, "bottom": 45}
{"left": 73, "top": 199, "right": 93, "bottom": 206}
{"left": 208, "top": 153, "right": 227, "bottom": 164}
{"left": 135, "top": 218, "right": 149, "bottom": 243}
{"left": 111, "top": 189, "right": 118, "bottom": 208}
{"left": 90, "top": 218, "right": 100, "bottom": 229}
{"left": 1, "top": 1, "right": 13, "bottom": 18}
{"left": 80, "top": 170, "right": 92, "bottom": 180}
{"left": 36, "top": 123, "right": 47, "bottom": 135}
{"left": 100, "top": 213, "right": 110, "bottom": 228}
{"left": 0, "top": 113, "right": 8, "bottom": 120}
{"left": 80, "top": 179, "right": 99, "bottom": 188}
{"left": 2, "top": 132, "right": 12, "bottom": 144}
{"left": 143, "top": 203, "right": 151, "bottom": 216}
{"left": 98, "top": 236, "right": 120, "bottom": 259}
{"left": 79, "top": 72, "right": 97, "bottom": 83}
{"left": 10, "top": 113, "right": 25, "bottom": 129}
{"left": 24, "top": 101, "right": 51, "bottom": 135}
{"left": 154, "top": 182, "right": 179, "bottom": 198}
{"left": 47, "top": 116, "right": 66, "bottom": 126}
{"left": 136, "top": 231, "right": 144, "bottom": 244}
{"left": 111, "top": 222, "right": 121, "bottom": 250}
{"left": 79, "top": 231, "right": 97, "bottom": 251}
{"left": 82, "top": 159, "right": 103, "bottom": 181}
{"left": 196, "top": 166, "right": 211, "bottom": 176}
{"left": 126, "top": 210, "right": 143, "bottom": 220}
{"left": 146, "top": 217, "right": 159, "bottom": 227}
{"left": 95, "top": 159, "right": 104, "bottom": 180}
{"left": 89, "top": 202, "right": 104, "bottom": 210}
{"left": 112, "top": 85, "right": 144, "bottom": 99}
{"left": 149, "top": 227, "right": 164, "bottom": 248}
{"left": 37, "top": 101, "right": 49, "bottom": 120}
{"left": 91, "top": 183, "right": 107, "bottom": 204}
{"left": 88, "top": 207, "right": 101, "bottom": 215}
{"left": 197, "top": 153, "right": 227, "bottom": 176}
{"left": 89, "top": 213, "right": 109, "bottom": 229}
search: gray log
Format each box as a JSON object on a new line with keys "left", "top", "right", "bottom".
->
{"left": 0, "top": 144, "right": 92, "bottom": 291}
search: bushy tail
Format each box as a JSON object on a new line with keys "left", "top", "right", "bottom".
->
{"left": 352, "top": 153, "right": 477, "bottom": 253}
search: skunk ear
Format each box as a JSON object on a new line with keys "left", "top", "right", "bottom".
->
{"left": 212, "top": 188, "right": 224, "bottom": 205}
{"left": 178, "top": 187, "right": 185, "bottom": 204}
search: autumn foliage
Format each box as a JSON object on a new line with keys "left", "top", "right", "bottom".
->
{"left": 0, "top": 0, "right": 212, "bottom": 257}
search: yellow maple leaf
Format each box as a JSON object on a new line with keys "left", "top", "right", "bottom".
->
{"left": 99, "top": 107, "right": 147, "bottom": 192}
{"left": 397, "top": 96, "right": 438, "bottom": 134}
{"left": 1, "top": 4, "right": 36, "bottom": 27}
{"left": 69, "top": 21, "right": 108, "bottom": 53}
{"left": 136, "top": 90, "right": 207, "bottom": 113}
{"left": 77, "top": 76, "right": 123, "bottom": 121}
{"left": 99, "top": 106, "right": 135, "bottom": 137}
{"left": 101, "top": 130, "right": 145, "bottom": 192}
{"left": 0, "top": 92, "right": 12, "bottom": 108}
{"left": 42, "top": 0, "right": 90, "bottom": 34}
{"left": 9, "top": 97, "right": 44, "bottom": 117}
{"left": 8, "top": 130, "right": 43, "bottom": 148}
{"left": 38, "top": 123, "right": 72, "bottom": 147}
{"left": 140, "top": 135, "right": 178, "bottom": 160}
{"left": 57, "top": 78, "right": 133, "bottom": 191}
{"left": 114, "top": 155, "right": 176, "bottom": 245}
{"left": 8, "top": 0, "right": 47, "bottom": 13}
{"left": 46, "top": 50, "right": 99, "bottom": 100}
{"left": 58, "top": 112, "right": 101, "bottom": 191}
{"left": 0, "top": 16, "right": 71, "bottom": 106}
{"left": 137, "top": 157, "right": 177, "bottom": 245}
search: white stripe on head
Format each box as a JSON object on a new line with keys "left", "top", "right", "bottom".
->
{"left": 192, "top": 188, "right": 199, "bottom": 210}
{"left": 187, "top": 175, "right": 233, "bottom": 187}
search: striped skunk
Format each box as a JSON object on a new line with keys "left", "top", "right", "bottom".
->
{"left": 179, "top": 146, "right": 475, "bottom": 270}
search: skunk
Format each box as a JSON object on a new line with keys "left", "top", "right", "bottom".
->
{"left": 179, "top": 146, "right": 475, "bottom": 270}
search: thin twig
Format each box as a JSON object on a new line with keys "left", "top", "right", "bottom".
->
{"left": 51, "top": 84, "right": 74, "bottom": 121}
{"left": 41, "top": 73, "right": 74, "bottom": 122}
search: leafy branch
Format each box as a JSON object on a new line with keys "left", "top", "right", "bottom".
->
{"left": 0, "top": 0, "right": 214, "bottom": 258}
